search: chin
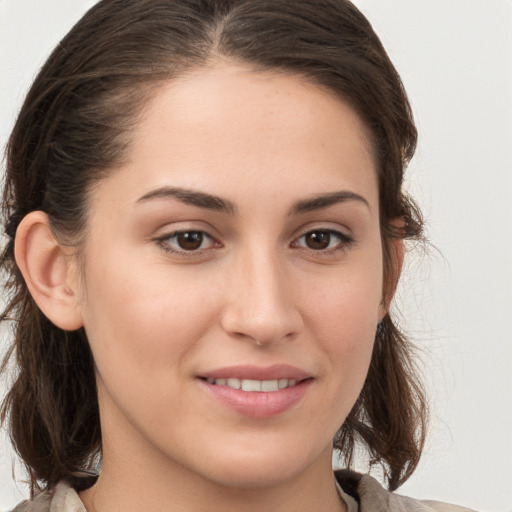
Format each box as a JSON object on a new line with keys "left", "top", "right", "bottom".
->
{"left": 204, "top": 463, "right": 302, "bottom": 490}
{"left": 192, "top": 440, "right": 330, "bottom": 490}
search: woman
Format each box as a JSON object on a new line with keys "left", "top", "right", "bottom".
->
{"left": 1, "top": 1, "right": 476, "bottom": 511}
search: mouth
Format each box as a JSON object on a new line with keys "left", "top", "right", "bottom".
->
{"left": 198, "top": 364, "right": 311, "bottom": 391}
{"left": 202, "top": 377, "right": 301, "bottom": 392}
{"left": 197, "top": 365, "right": 313, "bottom": 418}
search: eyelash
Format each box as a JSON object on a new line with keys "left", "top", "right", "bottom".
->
{"left": 154, "top": 228, "right": 354, "bottom": 257}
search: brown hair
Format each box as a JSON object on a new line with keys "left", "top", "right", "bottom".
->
{"left": 1, "top": 0, "right": 426, "bottom": 494}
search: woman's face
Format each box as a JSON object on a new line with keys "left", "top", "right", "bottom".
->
{"left": 76, "top": 63, "right": 386, "bottom": 488}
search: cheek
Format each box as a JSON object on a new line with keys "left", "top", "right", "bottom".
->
{"left": 79, "top": 255, "right": 221, "bottom": 391}
{"left": 80, "top": 265, "right": 227, "bottom": 438}
{"left": 303, "top": 259, "right": 383, "bottom": 332}
{"left": 299, "top": 257, "right": 383, "bottom": 386}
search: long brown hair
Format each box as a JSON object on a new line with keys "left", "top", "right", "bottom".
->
{"left": 1, "top": 0, "right": 426, "bottom": 494}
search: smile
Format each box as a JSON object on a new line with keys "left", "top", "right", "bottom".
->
{"left": 199, "top": 365, "right": 312, "bottom": 417}
{"left": 205, "top": 378, "right": 297, "bottom": 392}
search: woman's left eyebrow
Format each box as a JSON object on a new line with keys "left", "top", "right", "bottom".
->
{"left": 289, "top": 191, "right": 371, "bottom": 215}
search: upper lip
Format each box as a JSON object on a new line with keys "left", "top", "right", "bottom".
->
{"left": 199, "top": 364, "right": 311, "bottom": 381}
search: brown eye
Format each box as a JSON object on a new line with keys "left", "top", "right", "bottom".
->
{"left": 304, "top": 231, "right": 331, "bottom": 250}
{"left": 157, "top": 230, "right": 217, "bottom": 254}
{"left": 176, "top": 231, "right": 204, "bottom": 251}
{"left": 294, "top": 229, "right": 353, "bottom": 253}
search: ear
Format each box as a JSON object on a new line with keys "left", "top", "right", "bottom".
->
{"left": 378, "top": 233, "right": 405, "bottom": 321}
{"left": 14, "top": 211, "right": 83, "bottom": 331}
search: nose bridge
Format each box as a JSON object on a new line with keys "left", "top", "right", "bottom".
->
{"left": 221, "top": 240, "right": 301, "bottom": 344}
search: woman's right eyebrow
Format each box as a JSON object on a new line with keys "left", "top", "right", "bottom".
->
{"left": 136, "top": 186, "right": 237, "bottom": 214}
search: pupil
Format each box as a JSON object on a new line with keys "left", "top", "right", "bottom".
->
{"left": 306, "top": 231, "right": 330, "bottom": 250}
{"left": 177, "top": 232, "right": 203, "bottom": 250}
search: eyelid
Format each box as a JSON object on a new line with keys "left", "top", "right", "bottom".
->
{"left": 291, "top": 221, "right": 353, "bottom": 241}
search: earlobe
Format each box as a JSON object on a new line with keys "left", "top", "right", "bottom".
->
{"left": 14, "top": 211, "right": 83, "bottom": 331}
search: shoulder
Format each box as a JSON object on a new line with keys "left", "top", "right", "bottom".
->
{"left": 11, "top": 481, "right": 86, "bottom": 512}
{"left": 335, "top": 469, "right": 477, "bottom": 512}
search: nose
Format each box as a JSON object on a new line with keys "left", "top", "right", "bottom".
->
{"left": 220, "top": 248, "right": 303, "bottom": 346}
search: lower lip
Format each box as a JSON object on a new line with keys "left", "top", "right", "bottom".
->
{"left": 199, "top": 379, "right": 312, "bottom": 418}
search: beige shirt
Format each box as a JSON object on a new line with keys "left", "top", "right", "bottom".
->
{"left": 12, "top": 471, "right": 477, "bottom": 512}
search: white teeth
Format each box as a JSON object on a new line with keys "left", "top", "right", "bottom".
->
{"left": 207, "top": 378, "right": 298, "bottom": 392}
{"left": 261, "top": 380, "right": 279, "bottom": 392}
{"left": 241, "top": 379, "right": 261, "bottom": 392}
{"left": 226, "top": 378, "right": 241, "bottom": 389}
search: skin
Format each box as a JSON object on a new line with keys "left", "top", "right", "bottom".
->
{"left": 17, "top": 62, "right": 394, "bottom": 512}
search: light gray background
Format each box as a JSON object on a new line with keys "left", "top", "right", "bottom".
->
{"left": 0, "top": 1, "right": 511, "bottom": 511}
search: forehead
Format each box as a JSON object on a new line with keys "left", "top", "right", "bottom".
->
{"left": 92, "top": 62, "right": 378, "bottom": 213}
{"left": 142, "top": 63, "right": 373, "bottom": 158}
